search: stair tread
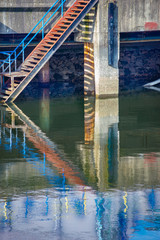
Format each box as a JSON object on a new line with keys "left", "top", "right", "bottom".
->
{"left": 2, "top": 0, "right": 98, "bottom": 103}
{"left": 0, "top": 94, "right": 8, "bottom": 99}
{"left": 0, "top": 71, "right": 27, "bottom": 77}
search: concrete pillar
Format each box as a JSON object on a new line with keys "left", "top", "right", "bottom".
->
{"left": 93, "top": 0, "right": 119, "bottom": 98}
{"left": 38, "top": 61, "right": 50, "bottom": 85}
{"left": 84, "top": 43, "right": 95, "bottom": 96}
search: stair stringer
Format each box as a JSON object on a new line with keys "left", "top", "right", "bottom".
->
{"left": 5, "top": 0, "right": 98, "bottom": 103}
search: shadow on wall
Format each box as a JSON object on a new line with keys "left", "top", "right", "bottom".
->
{"left": 0, "top": 22, "right": 16, "bottom": 33}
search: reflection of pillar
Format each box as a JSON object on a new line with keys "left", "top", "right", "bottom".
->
{"left": 11, "top": 112, "right": 15, "bottom": 128}
{"left": 95, "top": 197, "right": 105, "bottom": 240}
{"left": 93, "top": 0, "right": 119, "bottom": 97}
{"left": 84, "top": 96, "right": 95, "bottom": 143}
{"left": 9, "top": 128, "right": 12, "bottom": 150}
{"left": 40, "top": 88, "right": 50, "bottom": 132}
{"left": 94, "top": 98, "right": 119, "bottom": 191}
{"left": 1, "top": 109, "right": 5, "bottom": 124}
{"left": 38, "top": 61, "right": 50, "bottom": 85}
{"left": 79, "top": 97, "right": 119, "bottom": 189}
{"left": 78, "top": 97, "right": 96, "bottom": 185}
{"left": 84, "top": 43, "right": 95, "bottom": 96}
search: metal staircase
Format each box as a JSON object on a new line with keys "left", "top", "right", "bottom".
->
{"left": 0, "top": 0, "right": 98, "bottom": 103}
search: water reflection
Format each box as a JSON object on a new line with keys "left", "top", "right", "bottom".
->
{"left": 40, "top": 88, "right": 50, "bottom": 132}
{"left": 0, "top": 93, "right": 160, "bottom": 239}
{"left": 81, "top": 97, "right": 119, "bottom": 190}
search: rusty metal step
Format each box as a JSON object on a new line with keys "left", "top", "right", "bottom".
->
{"left": 2, "top": 0, "right": 98, "bottom": 103}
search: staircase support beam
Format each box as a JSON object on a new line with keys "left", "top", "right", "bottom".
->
{"left": 2, "top": 0, "right": 99, "bottom": 103}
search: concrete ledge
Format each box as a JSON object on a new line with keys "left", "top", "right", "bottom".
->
{"left": 96, "top": 93, "right": 119, "bottom": 99}
{"left": 0, "top": 7, "right": 68, "bottom": 12}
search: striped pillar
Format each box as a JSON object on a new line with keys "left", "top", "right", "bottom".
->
{"left": 74, "top": 7, "right": 96, "bottom": 43}
{"left": 84, "top": 96, "right": 95, "bottom": 144}
{"left": 84, "top": 42, "right": 95, "bottom": 96}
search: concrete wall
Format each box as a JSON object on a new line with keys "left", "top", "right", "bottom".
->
{"left": 0, "top": 0, "right": 73, "bottom": 33}
{"left": 1, "top": 0, "right": 160, "bottom": 34}
{"left": 119, "top": 0, "right": 160, "bottom": 32}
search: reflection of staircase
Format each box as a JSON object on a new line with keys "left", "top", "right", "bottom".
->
{"left": 0, "top": 0, "right": 98, "bottom": 103}
{"left": 0, "top": 102, "right": 84, "bottom": 185}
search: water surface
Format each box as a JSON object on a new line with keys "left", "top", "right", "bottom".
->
{"left": 0, "top": 91, "right": 160, "bottom": 239}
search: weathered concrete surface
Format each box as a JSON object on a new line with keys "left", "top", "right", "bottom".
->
{"left": 38, "top": 61, "right": 50, "bottom": 84}
{"left": 119, "top": 0, "right": 160, "bottom": 32}
{"left": 84, "top": 43, "right": 95, "bottom": 95}
{"left": 93, "top": 0, "right": 119, "bottom": 98}
{"left": 0, "top": 0, "right": 72, "bottom": 33}
{"left": 1, "top": 0, "right": 160, "bottom": 34}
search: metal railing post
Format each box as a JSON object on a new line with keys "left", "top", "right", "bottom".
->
{"left": 22, "top": 42, "right": 24, "bottom": 63}
{"left": 42, "top": 20, "right": 44, "bottom": 39}
{"left": 10, "top": 128, "right": 12, "bottom": 150}
{"left": 61, "top": 0, "right": 64, "bottom": 17}
{"left": 9, "top": 55, "right": 11, "bottom": 75}
{"left": 15, "top": 51, "right": 17, "bottom": 71}
{"left": 0, "top": 0, "right": 67, "bottom": 73}
{"left": 2, "top": 64, "right": 4, "bottom": 73}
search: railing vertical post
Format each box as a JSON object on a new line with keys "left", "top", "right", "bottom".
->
{"left": 2, "top": 64, "right": 4, "bottom": 73}
{"left": 15, "top": 51, "right": 17, "bottom": 71}
{"left": 10, "top": 128, "right": 12, "bottom": 150}
{"left": 9, "top": 55, "right": 11, "bottom": 75}
{"left": 23, "top": 130, "right": 26, "bottom": 158}
{"left": 61, "top": 0, "right": 64, "bottom": 17}
{"left": 42, "top": 20, "right": 44, "bottom": 39}
{"left": 22, "top": 42, "right": 24, "bottom": 63}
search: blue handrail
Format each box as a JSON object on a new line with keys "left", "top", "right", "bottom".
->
{"left": 0, "top": 0, "right": 74, "bottom": 74}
